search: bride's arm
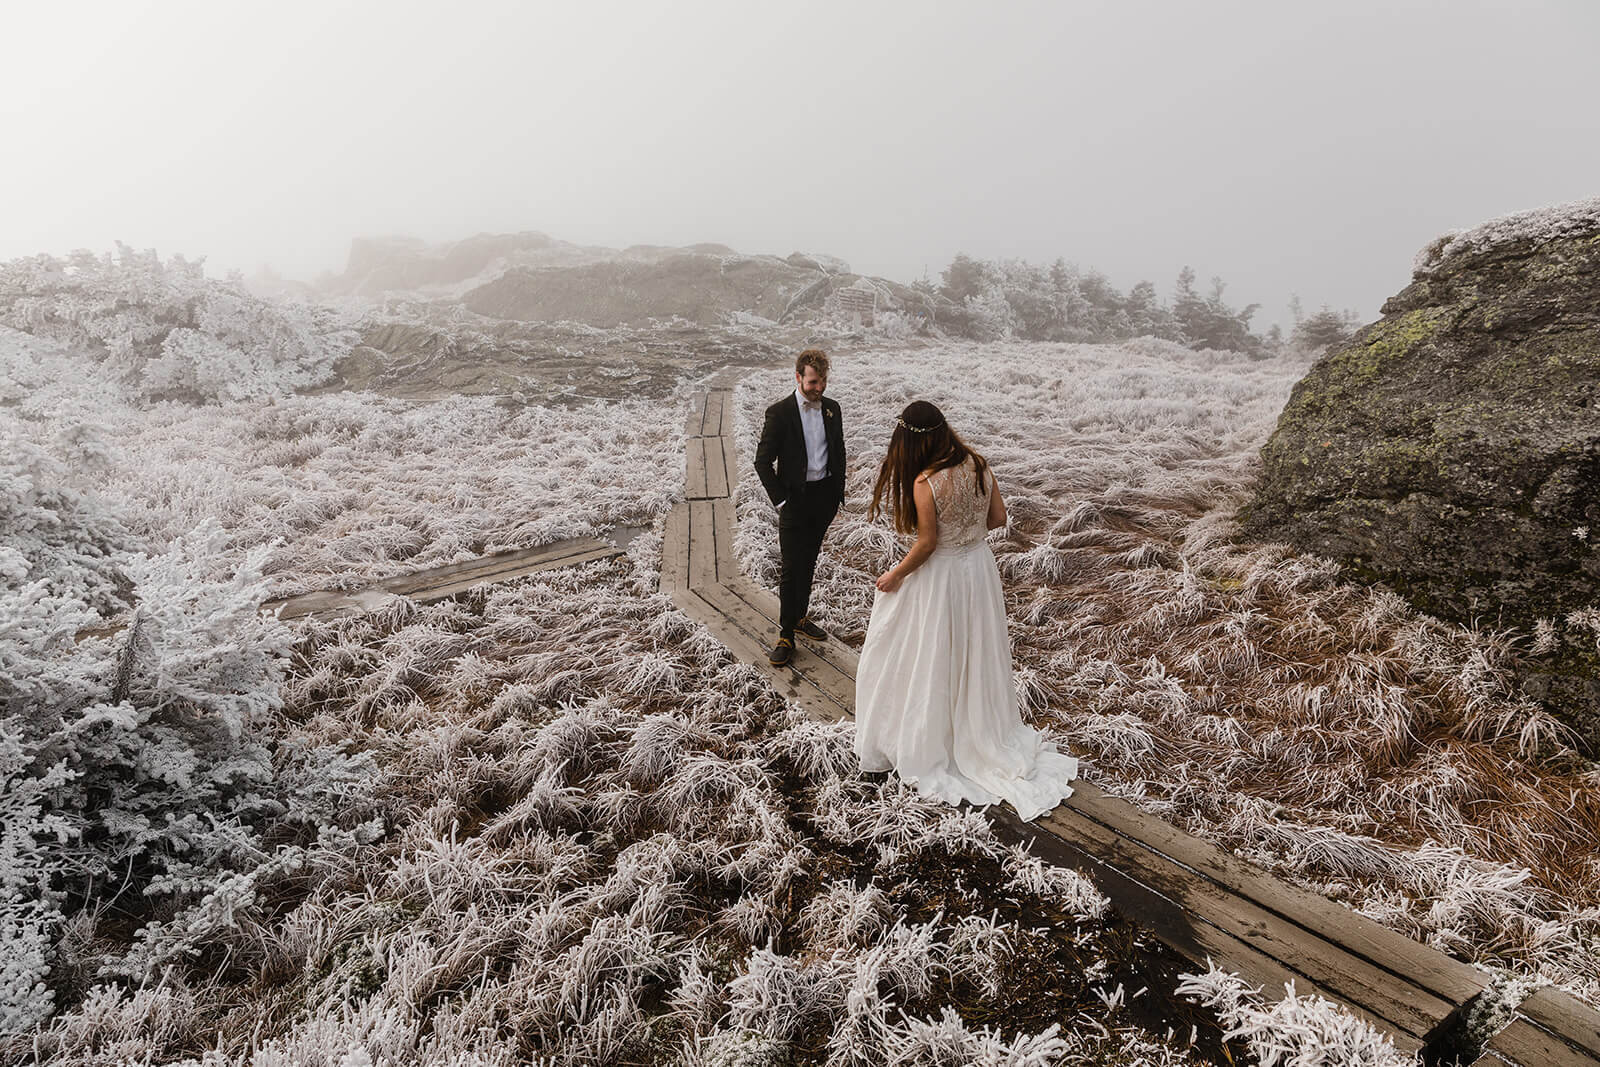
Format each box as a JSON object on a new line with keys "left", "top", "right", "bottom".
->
{"left": 876, "top": 474, "right": 938, "bottom": 592}
{"left": 985, "top": 474, "right": 1007, "bottom": 531}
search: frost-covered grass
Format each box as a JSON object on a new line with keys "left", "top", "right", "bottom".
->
{"left": 1177, "top": 964, "right": 1417, "bottom": 1067}
{"left": 733, "top": 338, "right": 1600, "bottom": 1007}
{"left": 12, "top": 560, "right": 1211, "bottom": 1065}
{"left": 4, "top": 326, "right": 684, "bottom": 600}
{"left": 7, "top": 319, "right": 1233, "bottom": 1061}
{"left": 13, "top": 300, "right": 1600, "bottom": 1058}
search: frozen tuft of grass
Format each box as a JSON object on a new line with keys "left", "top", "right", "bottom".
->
{"left": 1178, "top": 963, "right": 1418, "bottom": 1067}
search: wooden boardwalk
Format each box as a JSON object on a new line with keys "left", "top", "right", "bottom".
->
{"left": 267, "top": 537, "right": 623, "bottom": 621}
{"left": 74, "top": 536, "right": 623, "bottom": 644}
{"left": 662, "top": 385, "right": 1600, "bottom": 1064}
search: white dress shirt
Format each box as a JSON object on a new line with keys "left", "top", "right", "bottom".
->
{"left": 796, "top": 388, "right": 829, "bottom": 482}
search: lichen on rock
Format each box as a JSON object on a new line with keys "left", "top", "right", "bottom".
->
{"left": 1241, "top": 196, "right": 1600, "bottom": 749}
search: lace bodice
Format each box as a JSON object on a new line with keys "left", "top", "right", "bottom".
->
{"left": 926, "top": 457, "right": 990, "bottom": 547}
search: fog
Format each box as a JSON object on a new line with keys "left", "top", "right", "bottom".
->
{"left": 5, "top": 0, "right": 1598, "bottom": 328}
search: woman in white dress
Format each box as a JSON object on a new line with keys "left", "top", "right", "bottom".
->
{"left": 853, "top": 401, "right": 1079, "bottom": 822}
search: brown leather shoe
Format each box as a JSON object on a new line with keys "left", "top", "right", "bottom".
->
{"left": 795, "top": 617, "right": 827, "bottom": 642}
{"left": 768, "top": 637, "right": 794, "bottom": 667}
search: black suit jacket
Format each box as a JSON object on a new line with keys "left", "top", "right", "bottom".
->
{"left": 754, "top": 392, "right": 846, "bottom": 509}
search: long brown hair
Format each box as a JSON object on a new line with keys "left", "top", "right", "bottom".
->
{"left": 868, "top": 400, "right": 989, "bottom": 535}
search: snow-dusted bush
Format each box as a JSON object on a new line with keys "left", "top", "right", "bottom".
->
{"left": 2, "top": 416, "right": 381, "bottom": 1035}
{"left": 0, "top": 244, "right": 356, "bottom": 403}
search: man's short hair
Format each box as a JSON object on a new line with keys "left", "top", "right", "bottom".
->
{"left": 795, "top": 348, "right": 830, "bottom": 378}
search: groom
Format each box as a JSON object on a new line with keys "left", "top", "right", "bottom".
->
{"left": 754, "top": 348, "right": 846, "bottom": 667}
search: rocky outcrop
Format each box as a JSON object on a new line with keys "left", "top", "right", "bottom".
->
{"left": 1241, "top": 197, "right": 1600, "bottom": 748}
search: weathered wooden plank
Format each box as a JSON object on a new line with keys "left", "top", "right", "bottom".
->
{"left": 659, "top": 503, "right": 690, "bottom": 595}
{"left": 668, "top": 586, "right": 851, "bottom": 724}
{"left": 983, "top": 802, "right": 1424, "bottom": 1053}
{"left": 692, "top": 580, "right": 856, "bottom": 718}
{"left": 266, "top": 538, "right": 613, "bottom": 618}
{"left": 703, "top": 391, "right": 724, "bottom": 440}
{"left": 273, "top": 544, "right": 620, "bottom": 621}
{"left": 370, "top": 538, "right": 613, "bottom": 595}
{"left": 723, "top": 578, "right": 862, "bottom": 679}
{"left": 688, "top": 499, "right": 718, "bottom": 591}
{"left": 1520, "top": 988, "right": 1600, "bottom": 1061}
{"left": 712, "top": 388, "right": 733, "bottom": 438}
{"left": 704, "top": 435, "right": 731, "bottom": 499}
{"left": 1062, "top": 784, "right": 1489, "bottom": 1008}
{"left": 711, "top": 498, "right": 738, "bottom": 585}
{"left": 378, "top": 545, "right": 613, "bottom": 597}
{"left": 271, "top": 589, "right": 356, "bottom": 620}
{"left": 1482, "top": 1017, "right": 1600, "bottom": 1067}
{"left": 1029, "top": 802, "right": 1454, "bottom": 1042}
{"left": 685, "top": 437, "right": 710, "bottom": 498}
{"left": 687, "top": 391, "right": 711, "bottom": 436}
{"left": 411, "top": 547, "right": 621, "bottom": 603}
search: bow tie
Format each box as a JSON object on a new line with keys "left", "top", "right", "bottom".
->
{"left": 802, "top": 399, "right": 821, "bottom": 412}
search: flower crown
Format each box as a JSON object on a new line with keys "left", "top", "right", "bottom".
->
{"left": 896, "top": 416, "right": 942, "bottom": 434}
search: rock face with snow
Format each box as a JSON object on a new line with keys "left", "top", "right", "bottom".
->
{"left": 1242, "top": 197, "right": 1600, "bottom": 747}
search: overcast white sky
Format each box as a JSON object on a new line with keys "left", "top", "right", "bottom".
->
{"left": 4, "top": 1, "right": 1597, "bottom": 329}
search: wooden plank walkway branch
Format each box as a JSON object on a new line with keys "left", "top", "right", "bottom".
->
{"left": 269, "top": 536, "right": 623, "bottom": 621}
{"left": 658, "top": 382, "right": 1600, "bottom": 1063}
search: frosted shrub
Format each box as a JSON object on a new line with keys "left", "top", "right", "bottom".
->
{"left": 1001, "top": 845, "right": 1110, "bottom": 921}
{"left": 0, "top": 245, "right": 356, "bottom": 403}
{"left": 2, "top": 424, "right": 382, "bottom": 1034}
{"left": 9, "top": 558, "right": 1208, "bottom": 1064}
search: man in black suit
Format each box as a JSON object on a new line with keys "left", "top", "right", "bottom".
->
{"left": 753, "top": 348, "right": 846, "bottom": 667}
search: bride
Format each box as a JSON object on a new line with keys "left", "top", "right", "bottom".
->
{"left": 852, "top": 400, "right": 1079, "bottom": 822}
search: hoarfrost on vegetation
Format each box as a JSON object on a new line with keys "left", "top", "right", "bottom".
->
{"left": 0, "top": 245, "right": 357, "bottom": 403}
{"left": 734, "top": 339, "right": 1600, "bottom": 1006}
{"left": 1413, "top": 194, "right": 1600, "bottom": 276}
{"left": 8, "top": 537, "right": 1194, "bottom": 1062}
{"left": 1178, "top": 963, "right": 1418, "bottom": 1066}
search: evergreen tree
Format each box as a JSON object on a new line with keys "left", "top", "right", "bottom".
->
{"left": 939, "top": 254, "right": 990, "bottom": 306}
{"left": 1292, "top": 306, "right": 1363, "bottom": 353}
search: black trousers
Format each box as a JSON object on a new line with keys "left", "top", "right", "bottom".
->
{"left": 777, "top": 481, "right": 839, "bottom": 638}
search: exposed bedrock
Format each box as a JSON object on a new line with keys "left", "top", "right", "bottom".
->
{"left": 1241, "top": 198, "right": 1600, "bottom": 748}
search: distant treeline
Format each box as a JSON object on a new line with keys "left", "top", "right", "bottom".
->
{"left": 924, "top": 253, "right": 1361, "bottom": 356}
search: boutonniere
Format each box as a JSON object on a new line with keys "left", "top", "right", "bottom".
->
{"left": 824, "top": 408, "right": 834, "bottom": 419}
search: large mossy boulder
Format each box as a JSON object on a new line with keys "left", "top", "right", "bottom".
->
{"left": 1241, "top": 197, "right": 1600, "bottom": 748}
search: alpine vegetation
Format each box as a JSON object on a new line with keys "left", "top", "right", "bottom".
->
{"left": 11, "top": 560, "right": 1214, "bottom": 1065}
{"left": 735, "top": 339, "right": 1600, "bottom": 1006}
{"left": 0, "top": 245, "right": 357, "bottom": 404}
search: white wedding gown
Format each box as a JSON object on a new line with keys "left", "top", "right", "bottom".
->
{"left": 853, "top": 457, "right": 1078, "bottom": 821}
